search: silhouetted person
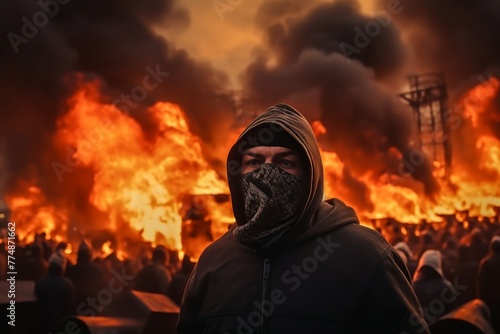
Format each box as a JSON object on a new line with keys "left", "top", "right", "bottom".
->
{"left": 0, "top": 243, "right": 6, "bottom": 280}
{"left": 395, "top": 241, "right": 418, "bottom": 277}
{"left": 35, "top": 232, "right": 52, "bottom": 261}
{"left": 453, "top": 244, "right": 478, "bottom": 306}
{"left": 66, "top": 241, "right": 105, "bottom": 311}
{"left": 166, "top": 254, "right": 195, "bottom": 305}
{"left": 56, "top": 241, "right": 73, "bottom": 272}
{"left": 35, "top": 251, "right": 75, "bottom": 334}
{"left": 441, "top": 237, "right": 459, "bottom": 278}
{"left": 134, "top": 246, "right": 172, "bottom": 295}
{"left": 413, "top": 250, "right": 459, "bottom": 324}
{"left": 416, "top": 231, "right": 436, "bottom": 261}
{"left": 121, "top": 259, "right": 136, "bottom": 291}
{"left": 477, "top": 235, "right": 500, "bottom": 334}
{"left": 469, "top": 228, "right": 489, "bottom": 263}
{"left": 18, "top": 244, "right": 47, "bottom": 282}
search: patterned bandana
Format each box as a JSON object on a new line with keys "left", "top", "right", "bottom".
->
{"left": 232, "top": 163, "right": 306, "bottom": 251}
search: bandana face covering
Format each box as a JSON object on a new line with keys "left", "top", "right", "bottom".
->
{"left": 232, "top": 163, "right": 307, "bottom": 251}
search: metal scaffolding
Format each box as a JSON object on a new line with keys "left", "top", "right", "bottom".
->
{"left": 399, "top": 72, "right": 452, "bottom": 176}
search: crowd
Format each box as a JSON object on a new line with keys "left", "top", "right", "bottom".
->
{"left": 1, "top": 216, "right": 499, "bottom": 333}
{"left": 377, "top": 216, "right": 500, "bottom": 332}
{"left": 0, "top": 233, "right": 195, "bottom": 334}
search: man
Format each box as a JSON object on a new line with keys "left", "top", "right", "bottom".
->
{"left": 412, "top": 250, "right": 459, "bottom": 324}
{"left": 35, "top": 250, "right": 75, "bottom": 333}
{"left": 477, "top": 235, "right": 500, "bottom": 333}
{"left": 135, "top": 246, "right": 173, "bottom": 295}
{"left": 66, "top": 240, "right": 105, "bottom": 310}
{"left": 178, "top": 104, "right": 428, "bottom": 333}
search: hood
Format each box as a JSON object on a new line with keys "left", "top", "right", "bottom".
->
{"left": 394, "top": 241, "right": 414, "bottom": 260}
{"left": 414, "top": 249, "right": 444, "bottom": 279}
{"left": 226, "top": 103, "right": 358, "bottom": 244}
{"left": 491, "top": 235, "right": 500, "bottom": 252}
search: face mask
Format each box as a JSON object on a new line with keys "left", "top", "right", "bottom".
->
{"left": 232, "top": 163, "right": 307, "bottom": 251}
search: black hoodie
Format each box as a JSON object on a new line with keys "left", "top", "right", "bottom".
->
{"left": 178, "top": 104, "right": 429, "bottom": 334}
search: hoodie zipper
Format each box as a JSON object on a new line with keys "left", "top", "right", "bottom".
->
{"left": 260, "top": 257, "right": 271, "bottom": 334}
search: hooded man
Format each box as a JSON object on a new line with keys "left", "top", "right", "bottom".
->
{"left": 477, "top": 235, "right": 500, "bottom": 333}
{"left": 412, "top": 249, "right": 459, "bottom": 324}
{"left": 65, "top": 240, "right": 105, "bottom": 311}
{"left": 135, "top": 246, "right": 173, "bottom": 295}
{"left": 35, "top": 250, "right": 75, "bottom": 333}
{"left": 177, "top": 104, "right": 428, "bottom": 333}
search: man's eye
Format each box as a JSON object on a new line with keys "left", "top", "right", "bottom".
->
{"left": 279, "top": 160, "right": 293, "bottom": 167}
{"left": 247, "top": 159, "right": 260, "bottom": 166}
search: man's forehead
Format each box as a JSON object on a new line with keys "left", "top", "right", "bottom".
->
{"left": 242, "top": 146, "right": 299, "bottom": 156}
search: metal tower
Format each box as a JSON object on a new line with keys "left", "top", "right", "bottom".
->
{"left": 399, "top": 72, "right": 452, "bottom": 176}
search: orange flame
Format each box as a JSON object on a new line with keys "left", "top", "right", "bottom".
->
{"left": 461, "top": 77, "right": 500, "bottom": 127}
{"left": 6, "top": 186, "right": 68, "bottom": 243}
{"left": 57, "top": 82, "right": 230, "bottom": 254}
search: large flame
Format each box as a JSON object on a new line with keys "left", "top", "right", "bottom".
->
{"left": 51, "top": 80, "right": 230, "bottom": 256}
{"left": 6, "top": 186, "right": 68, "bottom": 243}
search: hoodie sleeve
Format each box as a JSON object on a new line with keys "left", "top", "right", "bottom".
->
{"left": 355, "top": 248, "right": 430, "bottom": 334}
{"left": 177, "top": 265, "right": 203, "bottom": 334}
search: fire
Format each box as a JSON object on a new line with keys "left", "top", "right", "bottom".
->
{"left": 101, "top": 241, "right": 113, "bottom": 256}
{"left": 319, "top": 77, "right": 500, "bottom": 224}
{"left": 52, "top": 80, "right": 230, "bottom": 258}
{"left": 64, "top": 243, "right": 73, "bottom": 255}
{"left": 100, "top": 240, "right": 126, "bottom": 260}
{"left": 6, "top": 186, "right": 68, "bottom": 243}
{"left": 312, "top": 120, "right": 327, "bottom": 137}
{"left": 461, "top": 77, "right": 500, "bottom": 127}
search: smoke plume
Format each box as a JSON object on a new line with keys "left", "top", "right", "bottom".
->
{"left": 243, "top": 0, "right": 439, "bottom": 197}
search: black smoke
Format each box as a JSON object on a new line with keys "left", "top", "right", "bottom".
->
{"left": 243, "top": 0, "right": 439, "bottom": 197}
{"left": 374, "top": 0, "right": 500, "bottom": 88}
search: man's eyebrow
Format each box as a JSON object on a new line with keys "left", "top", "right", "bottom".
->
{"left": 242, "top": 151, "right": 262, "bottom": 157}
{"left": 274, "top": 150, "right": 299, "bottom": 158}
{"left": 242, "top": 149, "right": 299, "bottom": 157}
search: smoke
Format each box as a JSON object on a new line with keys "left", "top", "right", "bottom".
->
{"left": 0, "top": 0, "right": 235, "bottom": 201}
{"left": 373, "top": 0, "right": 500, "bottom": 174}
{"left": 243, "top": 0, "right": 439, "bottom": 196}
{"left": 374, "top": 0, "right": 500, "bottom": 88}
{"left": 258, "top": 1, "right": 407, "bottom": 81}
